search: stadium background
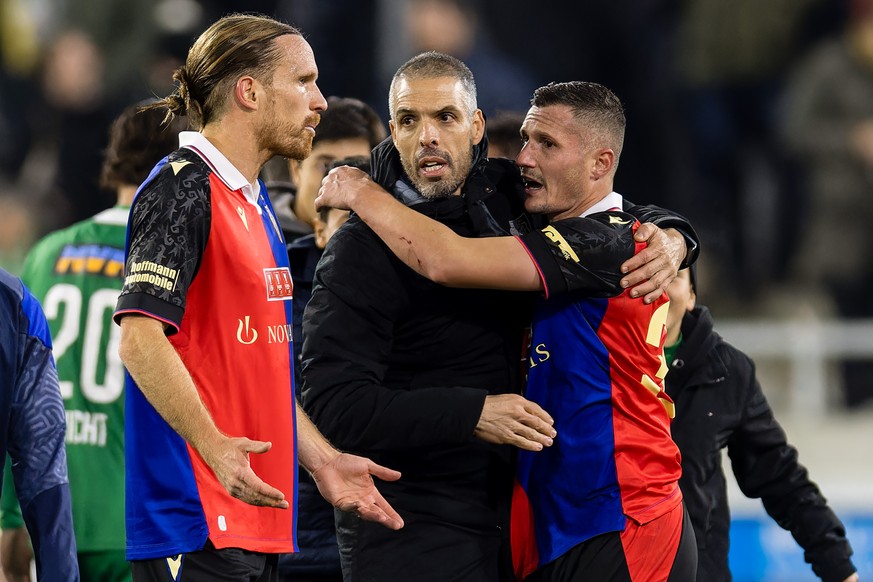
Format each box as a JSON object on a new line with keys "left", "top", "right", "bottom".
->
{"left": 0, "top": 0, "right": 871, "bottom": 580}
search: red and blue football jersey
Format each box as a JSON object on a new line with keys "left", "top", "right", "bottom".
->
{"left": 114, "top": 133, "right": 299, "bottom": 560}
{"left": 511, "top": 193, "right": 681, "bottom": 577}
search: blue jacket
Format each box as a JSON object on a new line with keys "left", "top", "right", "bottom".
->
{"left": 0, "top": 268, "right": 78, "bottom": 580}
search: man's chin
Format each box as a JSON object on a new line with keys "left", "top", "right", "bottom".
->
{"left": 280, "top": 141, "right": 312, "bottom": 162}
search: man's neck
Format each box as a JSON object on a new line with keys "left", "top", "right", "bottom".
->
{"left": 201, "top": 124, "right": 264, "bottom": 184}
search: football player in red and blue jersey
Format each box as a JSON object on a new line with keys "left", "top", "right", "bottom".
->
{"left": 112, "top": 14, "right": 402, "bottom": 581}
{"left": 316, "top": 80, "right": 698, "bottom": 582}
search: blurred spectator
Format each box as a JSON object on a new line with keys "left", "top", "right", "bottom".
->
{"left": 0, "top": 193, "right": 36, "bottom": 275}
{"left": 0, "top": 0, "right": 40, "bottom": 179}
{"left": 675, "top": 0, "right": 829, "bottom": 302}
{"left": 782, "top": 0, "right": 873, "bottom": 407}
{"left": 486, "top": 110, "right": 525, "bottom": 160}
{"left": 38, "top": 29, "right": 119, "bottom": 226}
{"left": 377, "top": 0, "right": 536, "bottom": 119}
{"left": 1, "top": 0, "right": 207, "bottom": 233}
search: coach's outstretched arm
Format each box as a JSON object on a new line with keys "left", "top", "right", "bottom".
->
{"left": 296, "top": 408, "right": 404, "bottom": 530}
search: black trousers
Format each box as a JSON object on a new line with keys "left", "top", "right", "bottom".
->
{"left": 131, "top": 540, "right": 278, "bottom": 582}
{"left": 526, "top": 504, "right": 697, "bottom": 582}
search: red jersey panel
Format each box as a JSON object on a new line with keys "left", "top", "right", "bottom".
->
{"left": 115, "top": 135, "right": 298, "bottom": 559}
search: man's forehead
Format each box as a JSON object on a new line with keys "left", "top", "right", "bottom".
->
{"left": 392, "top": 76, "right": 466, "bottom": 110}
{"left": 522, "top": 105, "right": 576, "bottom": 133}
{"left": 278, "top": 34, "right": 317, "bottom": 74}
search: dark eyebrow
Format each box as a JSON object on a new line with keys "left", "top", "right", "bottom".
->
{"left": 436, "top": 105, "right": 463, "bottom": 115}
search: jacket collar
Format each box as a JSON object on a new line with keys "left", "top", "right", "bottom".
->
{"left": 367, "top": 134, "right": 518, "bottom": 237}
{"left": 369, "top": 133, "right": 490, "bottom": 198}
{"left": 667, "top": 305, "right": 729, "bottom": 393}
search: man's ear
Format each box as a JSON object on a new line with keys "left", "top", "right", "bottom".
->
{"left": 388, "top": 119, "right": 396, "bottom": 143}
{"left": 592, "top": 148, "right": 615, "bottom": 180}
{"left": 234, "top": 76, "right": 260, "bottom": 111}
{"left": 687, "top": 289, "right": 697, "bottom": 313}
{"left": 472, "top": 109, "right": 485, "bottom": 145}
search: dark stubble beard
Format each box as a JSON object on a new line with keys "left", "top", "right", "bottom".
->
{"left": 402, "top": 138, "right": 475, "bottom": 199}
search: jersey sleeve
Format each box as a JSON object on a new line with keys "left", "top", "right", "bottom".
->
{"left": 113, "top": 157, "right": 210, "bottom": 332}
{"left": 11, "top": 284, "right": 79, "bottom": 578}
{"left": 517, "top": 211, "right": 638, "bottom": 298}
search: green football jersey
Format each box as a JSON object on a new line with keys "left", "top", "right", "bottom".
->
{"left": 20, "top": 205, "right": 128, "bottom": 552}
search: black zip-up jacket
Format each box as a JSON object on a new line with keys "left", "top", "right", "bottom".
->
{"left": 666, "top": 306, "right": 857, "bottom": 582}
{"left": 301, "top": 136, "right": 699, "bottom": 580}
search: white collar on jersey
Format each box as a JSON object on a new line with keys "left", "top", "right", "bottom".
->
{"left": 178, "top": 131, "right": 261, "bottom": 207}
{"left": 580, "top": 191, "right": 623, "bottom": 218}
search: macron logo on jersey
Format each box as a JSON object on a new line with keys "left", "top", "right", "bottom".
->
{"left": 263, "top": 267, "right": 293, "bottom": 301}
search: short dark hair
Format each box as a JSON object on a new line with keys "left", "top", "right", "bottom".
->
{"left": 389, "top": 51, "right": 477, "bottom": 118}
{"left": 486, "top": 110, "right": 526, "bottom": 159}
{"left": 315, "top": 97, "right": 386, "bottom": 149}
{"left": 531, "top": 81, "right": 625, "bottom": 158}
{"left": 149, "top": 13, "right": 300, "bottom": 130}
{"left": 318, "top": 155, "right": 371, "bottom": 223}
{"left": 100, "top": 102, "right": 188, "bottom": 190}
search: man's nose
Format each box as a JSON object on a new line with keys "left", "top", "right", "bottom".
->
{"left": 515, "top": 141, "right": 533, "bottom": 167}
{"left": 419, "top": 121, "right": 439, "bottom": 146}
{"left": 312, "top": 85, "right": 327, "bottom": 112}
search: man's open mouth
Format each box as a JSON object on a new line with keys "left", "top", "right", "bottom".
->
{"left": 522, "top": 177, "right": 543, "bottom": 190}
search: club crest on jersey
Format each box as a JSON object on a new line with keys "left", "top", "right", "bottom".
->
{"left": 237, "top": 205, "right": 249, "bottom": 231}
{"left": 263, "top": 267, "right": 293, "bottom": 301}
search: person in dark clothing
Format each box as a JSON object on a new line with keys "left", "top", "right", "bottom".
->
{"left": 282, "top": 155, "right": 368, "bottom": 582}
{"left": 664, "top": 267, "right": 859, "bottom": 582}
{"left": 302, "top": 53, "right": 699, "bottom": 582}
{"left": 0, "top": 268, "right": 79, "bottom": 581}
{"left": 277, "top": 98, "right": 384, "bottom": 582}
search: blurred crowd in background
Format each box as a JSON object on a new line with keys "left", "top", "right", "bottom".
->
{"left": 1, "top": 0, "right": 872, "bottom": 406}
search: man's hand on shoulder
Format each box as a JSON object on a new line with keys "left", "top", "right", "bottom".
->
{"left": 315, "top": 166, "right": 385, "bottom": 212}
{"left": 619, "top": 223, "right": 686, "bottom": 304}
